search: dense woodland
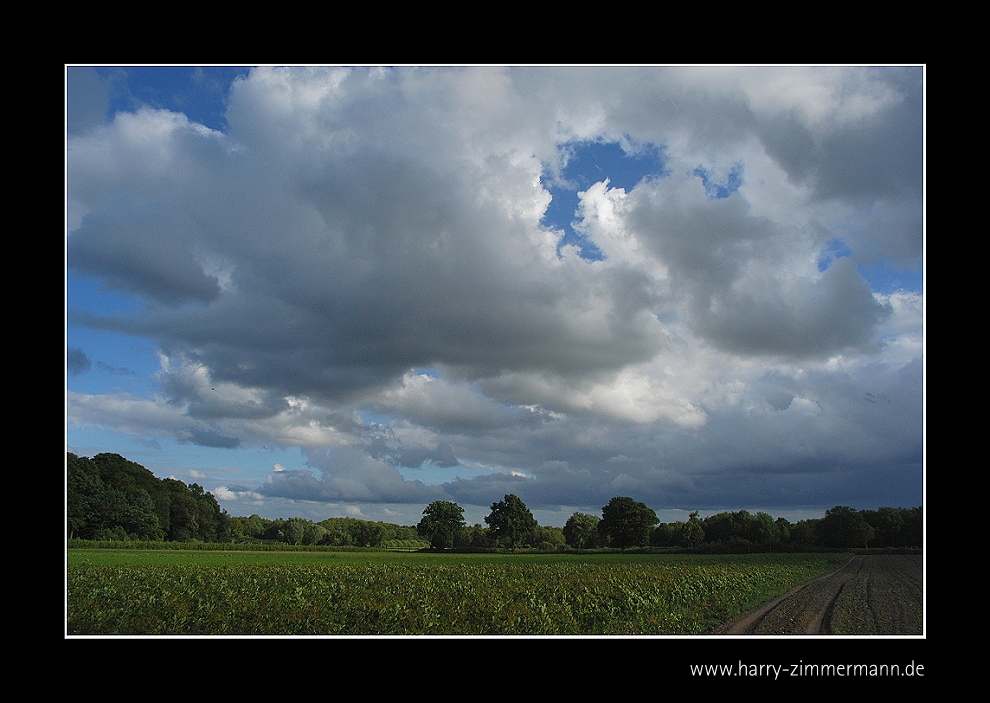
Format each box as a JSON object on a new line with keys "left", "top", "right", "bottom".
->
{"left": 67, "top": 453, "right": 922, "bottom": 551}
{"left": 68, "top": 453, "right": 231, "bottom": 542}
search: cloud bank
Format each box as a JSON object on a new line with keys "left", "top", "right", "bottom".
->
{"left": 66, "top": 66, "right": 924, "bottom": 521}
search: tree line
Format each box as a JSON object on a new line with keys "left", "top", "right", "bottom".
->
{"left": 416, "top": 496, "right": 922, "bottom": 552}
{"left": 67, "top": 453, "right": 921, "bottom": 551}
{"left": 229, "top": 514, "right": 420, "bottom": 547}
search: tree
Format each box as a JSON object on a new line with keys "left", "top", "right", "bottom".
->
{"left": 67, "top": 453, "right": 105, "bottom": 539}
{"left": 230, "top": 514, "right": 270, "bottom": 540}
{"left": 861, "top": 507, "right": 904, "bottom": 548}
{"left": 651, "top": 522, "right": 680, "bottom": 548}
{"left": 897, "top": 507, "right": 923, "bottom": 548}
{"left": 190, "top": 483, "right": 228, "bottom": 542}
{"left": 303, "top": 522, "right": 327, "bottom": 545}
{"left": 680, "top": 510, "right": 705, "bottom": 548}
{"left": 318, "top": 518, "right": 354, "bottom": 546}
{"left": 485, "top": 494, "right": 538, "bottom": 549}
{"left": 164, "top": 479, "right": 201, "bottom": 541}
{"left": 563, "top": 512, "right": 601, "bottom": 549}
{"left": 598, "top": 497, "right": 658, "bottom": 548}
{"left": 454, "top": 523, "right": 491, "bottom": 550}
{"left": 351, "top": 520, "right": 385, "bottom": 547}
{"left": 700, "top": 511, "right": 738, "bottom": 544}
{"left": 819, "top": 506, "right": 875, "bottom": 548}
{"left": 417, "top": 501, "right": 465, "bottom": 550}
{"left": 282, "top": 517, "right": 308, "bottom": 545}
{"left": 534, "top": 525, "right": 567, "bottom": 551}
{"left": 775, "top": 517, "right": 791, "bottom": 545}
{"left": 788, "top": 519, "right": 818, "bottom": 546}
{"left": 67, "top": 453, "right": 237, "bottom": 543}
{"left": 68, "top": 453, "right": 166, "bottom": 541}
{"left": 749, "top": 512, "right": 778, "bottom": 546}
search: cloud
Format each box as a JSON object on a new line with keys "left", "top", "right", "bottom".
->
{"left": 260, "top": 447, "right": 443, "bottom": 504}
{"left": 66, "top": 66, "right": 924, "bottom": 517}
{"left": 67, "top": 347, "right": 91, "bottom": 375}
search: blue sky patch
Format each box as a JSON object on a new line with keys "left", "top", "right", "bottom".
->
{"left": 97, "top": 66, "right": 249, "bottom": 132}
{"left": 693, "top": 162, "right": 744, "bottom": 200}
{"left": 817, "top": 237, "right": 853, "bottom": 272}
{"left": 859, "top": 260, "right": 924, "bottom": 294}
{"left": 543, "top": 140, "right": 668, "bottom": 260}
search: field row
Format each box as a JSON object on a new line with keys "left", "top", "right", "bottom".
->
{"left": 67, "top": 552, "right": 851, "bottom": 635}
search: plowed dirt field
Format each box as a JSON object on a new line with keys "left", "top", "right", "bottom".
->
{"left": 709, "top": 555, "right": 923, "bottom": 635}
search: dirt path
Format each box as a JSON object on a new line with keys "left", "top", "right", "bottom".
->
{"left": 709, "top": 555, "right": 923, "bottom": 635}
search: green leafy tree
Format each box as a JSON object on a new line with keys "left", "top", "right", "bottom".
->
{"left": 563, "top": 512, "right": 602, "bottom": 549}
{"left": 787, "top": 519, "right": 818, "bottom": 546}
{"left": 351, "top": 520, "right": 385, "bottom": 547}
{"left": 598, "top": 497, "right": 659, "bottom": 548}
{"left": 228, "top": 517, "right": 247, "bottom": 541}
{"left": 485, "top": 494, "right": 538, "bottom": 549}
{"left": 67, "top": 453, "right": 235, "bottom": 543}
{"left": 303, "top": 522, "right": 328, "bottom": 545}
{"left": 68, "top": 453, "right": 166, "bottom": 541}
{"left": 700, "top": 511, "right": 739, "bottom": 544}
{"left": 680, "top": 510, "right": 705, "bottom": 548}
{"left": 189, "top": 483, "right": 227, "bottom": 542}
{"left": 861, "top": 507, "right": 904, "bottom": 548}
{"left": 417, "top": 501, "right": 466, "bottom": 550}
{"left": 651, "top": 522, "right": 680, "bottom": 547}
{"left": 318, "top": 518, "right": 354, "bottom": 546}
{"left": 119, "top": 489, "right": 165, "bottom": 540}
{"left": 819, "top": 506, "right": 875, "bottom": 548}
{"left": 700, "top": 509, "right": 781, "bottom": 547}
{"left": 454, "top": 523, "right": 491, "bottom": 550}
{"left": 67, "top": 453, "right": 108, "bottom": 539}
{"left": 231, "top": 514, "right": 270, "bottom": 540}
{"left": 282, "top": 518, "right": 308, "bottom": 545}
{"left": 379, "top": 522, "right": 420, "bottom": 542}
{"left": 260, "top": 518, "right": 286, "bottom": 541}
{"left": 750, "top": 512, "right": 778, "bottom": 545}
{"left": 775, "top": 517, "right": 791, "bottom": 544}
{"left": 535, "top": 525, "right": 567, "bottom": 551}
{"left": 164, "top": 479, "right": 200, "bottom": 541}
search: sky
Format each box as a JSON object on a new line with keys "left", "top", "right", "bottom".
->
{"left": 65, "top": 66, "right": 924, "bottom": 528}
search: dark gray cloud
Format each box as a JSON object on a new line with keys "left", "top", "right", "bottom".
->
{"left": 67, "top": 347, "right": 91, "bottom": 375}
{"left": 371, "top": 440, "right": 460, "bottom": 469}
{"left": 691, "top": 257, "right": 893, "bottom": 357}
{"left": 181, "top": 428, "right": 241, "bottom": 449}
{"left": 67, "top": 210, "right": 223, "bottom": 305}
{"left": 807, "top": 69, "right": 923, "bottom": 205}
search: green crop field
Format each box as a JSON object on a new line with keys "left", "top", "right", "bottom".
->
{"left": 67, "top": 550, "right": 851, "bottom": 635}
